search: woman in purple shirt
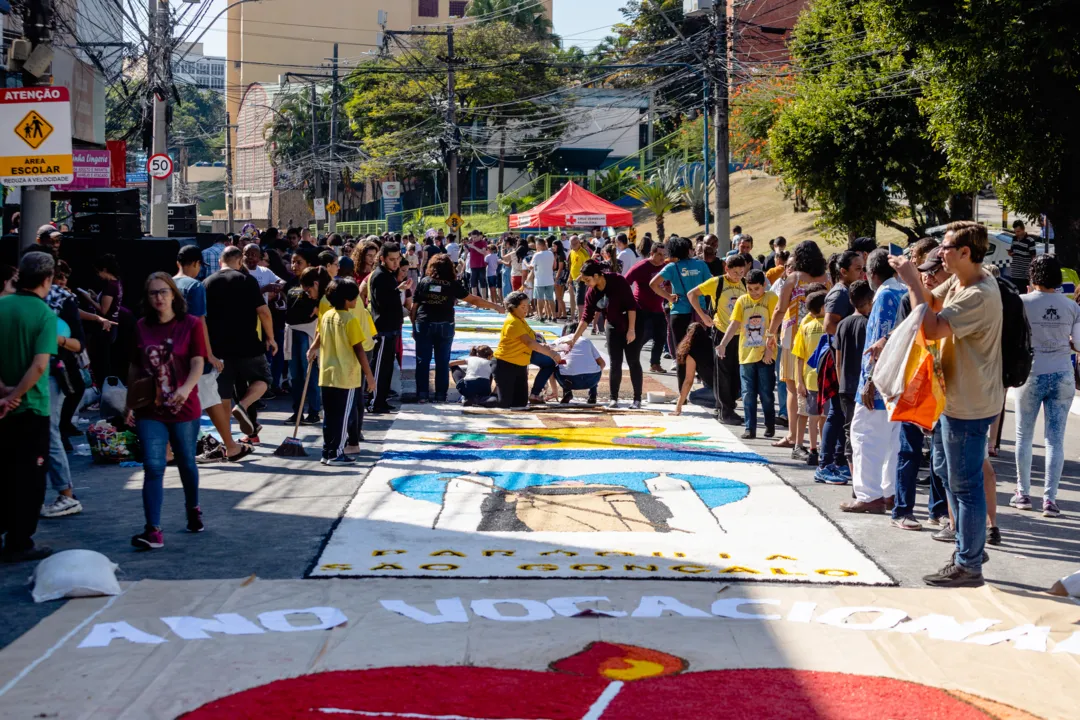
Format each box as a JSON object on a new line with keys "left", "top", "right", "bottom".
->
{"left": 565, "top": 260, "right": 643, "bottom": 408}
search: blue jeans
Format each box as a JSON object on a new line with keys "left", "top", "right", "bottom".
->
{"left": 894, "top": 422, "right": 925, "bottom": 520}
{"left": 502, "top": 267, "right": 513, "bottom": 298}
{"left": 932, "top": 414, "right": 995, "bottom": 572}
{"left": 739, "top": 361, "right": 775, "bottom": 432}
{"left": 414, "top": 320, "right": 455, "bottom": 401}
{"left": 288, "top": 330, "right": 321, "bottom": 415}
{"left": 267, "top": 321, "right": 286, "bottom": 390}
{"left": 777, "top": 378, "right": 788, "bottom": 419}
{"left": 530, "top": 351, "right": 558, "bottom": 397}
{"left": 556, "top": 370, "right": 601, "bottom": 392}
{"left": 135, "top": 417, "right": 200, "bottom": 529}
{"left": 1015, "top": 370, "right": 1073, "bottom": 503}
{"left": 48, "top": 376, "right": 73, "bottom": 493}
{"left": 820, "top": 394, "right": 847, "bottom": 466}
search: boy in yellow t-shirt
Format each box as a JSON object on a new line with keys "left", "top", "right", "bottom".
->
{"left": 716, "top": 269, "right": 778, "bottom": 439}
{"left": 792, "top": 290, "right": 828, "bottom": 464}
{"left": 308, "top": 277, "right": 376, "bottom": 465}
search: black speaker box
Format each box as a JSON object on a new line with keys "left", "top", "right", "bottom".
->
{"left": 69, "top": 189, "right": 141, "bottom": 215}
{"left": 167, "top": 217, "right": 198, "bottom": 235}
{"left": 168, "top": 204, "right": 197, "bottom": 220}
{"left": 74, "top": 214, "right": 143, "bottom": 239}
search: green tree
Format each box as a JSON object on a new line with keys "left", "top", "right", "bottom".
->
{"left": 628, "top": 175, "right": 682, "bottom": 240}
{"left": 466, "top": 0, "right": 555, "bottom": 42}
{"left": 106, "top": 83, "right": 224, "bottom": 165}
{"left": 340, "top": 22, "right": 570, "bottom": 182}
{"left": 871, "top": 0, "right": 1080, "bottom": 267}
{"left": 768, "top": 0, "right": 952, "bottom": 241}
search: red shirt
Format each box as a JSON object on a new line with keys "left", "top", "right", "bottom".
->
{"left": 133, "top": 314, "right": 208, "bottom": 423}
{"left": 582, "top": 273, "right": 640, "bottom": 334}
{"left": 624, "top": 258, "right": 665, "bottom": 314}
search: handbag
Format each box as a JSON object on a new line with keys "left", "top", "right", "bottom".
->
{"left": 125, "top": 376, "right": 156, "bottom": 411}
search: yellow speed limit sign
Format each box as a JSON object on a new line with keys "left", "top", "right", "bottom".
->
{"left": 326, "top": 200, "right": 341, "bottom": 215}
{"left": 445, "top": 213, "right": 463, "bottom": 232}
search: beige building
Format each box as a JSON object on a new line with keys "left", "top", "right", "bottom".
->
{"left": 226, "top": 0, "right": 553, "bottom": 158}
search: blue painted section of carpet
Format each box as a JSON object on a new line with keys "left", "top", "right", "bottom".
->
{"left": 383, "top": 448, "right": 766, "bottom": 464}
{"left": 389, "top": 471, "right": 750, "bottom": 509}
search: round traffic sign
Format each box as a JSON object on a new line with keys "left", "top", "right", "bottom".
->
{"left": 147, "top": 153, "right": 173, "bottom": 180}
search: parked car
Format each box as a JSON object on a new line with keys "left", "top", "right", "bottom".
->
{"left": 923, "top": 224, "right": 1054, "bottom": 276}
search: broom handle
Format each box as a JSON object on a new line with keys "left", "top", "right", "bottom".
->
{"left": 293, "top": 356, "right": 315, "bottom": 440}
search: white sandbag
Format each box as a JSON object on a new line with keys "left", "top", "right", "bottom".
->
{"left": 30, "top": 550, "right": 121, "bottom": 603}
{"left": 873, "top": 305, "right": 926, "bottom": 401}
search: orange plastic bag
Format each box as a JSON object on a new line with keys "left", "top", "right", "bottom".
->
{"left": 886, "top": 330, "right": 945, "bottom": 431}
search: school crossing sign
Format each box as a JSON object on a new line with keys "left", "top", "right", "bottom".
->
{"left": 0, "top": 87, "right": 73, "bottom": 186}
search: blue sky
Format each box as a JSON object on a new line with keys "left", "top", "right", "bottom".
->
{"left": 196, "top": 0, "right": 626, "bottom": 57}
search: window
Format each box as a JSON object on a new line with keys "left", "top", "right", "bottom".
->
{"left": 211, "top": 78, "right": 224, "bottom": 89}
{"left": 418, "top": 0, "right": 438, "bottom": 17}
{"left": 212, "top": 64, "right": 224, "bottom": 76}
{"left": 449, "top": 1, "right": 468, "bottom": 17}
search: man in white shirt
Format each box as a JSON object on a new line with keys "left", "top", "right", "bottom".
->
{"left": 554, "top": 330, "right": 606, "bottom": 404}
{"left": 445, "top": 234, "right": 462, "bottom": 267}
{"left": 529, "top": 236, "right": 557, "bottom": 321}
{"left": 615, "top": 232, "right": 639, "bottom": 277}
{"left": 242, "top": 243, "right": 283, "bottom": 302}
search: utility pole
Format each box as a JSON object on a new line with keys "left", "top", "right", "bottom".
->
{"left": 713, "top": 4, "right": 731, "bottom": 244}
{"left": 446, "top": 26, "right": 459, "bottom": 217}
{"left": 224, "top": 112, "right": 234, "bottom": 235}
{"left": 149, "top": 0, "right": 170, "bottom": 237}
{"left": 328, "top": 43, "right": 339, "bottom": 233}
{"left": 18, "top": 0, "right": 55, "bottom": 252}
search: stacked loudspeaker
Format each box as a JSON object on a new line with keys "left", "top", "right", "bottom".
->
{"left": 71, "top": 189, "right": 143, "bottom": 239}
{"left": 168, "top": 204, "right": 198, "bottom": 236}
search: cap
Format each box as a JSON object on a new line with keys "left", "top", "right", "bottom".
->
{"left": 37, "top": 224, "right": 57, "bottom": 237}
{"left": 917, "top": 247, "right": 943, "bottom": 273}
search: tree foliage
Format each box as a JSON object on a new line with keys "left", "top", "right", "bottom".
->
{"left": 339, "top": 22, "right": 570, "bottom": 181}
{"left": 870, "top": 0, "right": 1080, "bottom": 267}
{"left": 106, "top": 83, "right": 224, "bottom": 165}
{"left": 466, "top": 0, "right": 554, "bottom": 42}
{"left": 730, "top": 73, "right": 794, "bottom": 168}
{"left": 769, "top": 0, "right": 951, "bottom": 241}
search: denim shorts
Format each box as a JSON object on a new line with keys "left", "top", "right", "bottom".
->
{"left": 805, "top": 390, "right": 821, "bottom": 416}
{"left": 534, "top": 285, "right": 555, "bottom": 301}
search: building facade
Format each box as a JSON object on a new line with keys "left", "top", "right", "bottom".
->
{"left": 172, "top": 43, "right": 226, "bottom": 94}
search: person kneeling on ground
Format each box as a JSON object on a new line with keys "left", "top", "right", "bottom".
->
{"left": 553, "top": 324, "right": 606, "bottom": 405}
{"left": 492, "top": 292, "right": 563, "bottom": 408}
{"left": 673, "top": 322, "right": 718, "bottom": 416}
{"left": 450, "top": 345, "right": 496, "bottom": 406}
{"left": 308, "top": 278, "right": 376, "bottom": 466}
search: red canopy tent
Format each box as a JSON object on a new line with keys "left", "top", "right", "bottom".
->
{"left": 508, "top": 181, "right": 634, "bottom": 230}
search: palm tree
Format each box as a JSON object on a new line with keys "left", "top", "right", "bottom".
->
{"left": 466, "top": 0, "right": 554, "bottom": 41}
{"left": 628, "top": 177, "right": 682, "bottom": 242}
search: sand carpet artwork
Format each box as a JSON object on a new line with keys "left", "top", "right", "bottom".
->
{"left": 1, "top": 579, "right": 1077, "bottom": 718}
{"left": 401, "top": 308, "right": 563, "bottom": 372}
{"left": 310, "top": 408, "right": 892, "bottom": 584}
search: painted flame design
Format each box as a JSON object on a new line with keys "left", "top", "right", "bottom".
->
{"left": 550, "top": 642, "right": 687, "bottom": 682}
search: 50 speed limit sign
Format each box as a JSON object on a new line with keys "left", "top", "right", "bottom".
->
{"left": 147, "top": 153, "right": 173, "bottom": 180}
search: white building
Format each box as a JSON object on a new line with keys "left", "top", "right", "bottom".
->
{"left": 171, "top": 42, "right": 226, "bottom": 94}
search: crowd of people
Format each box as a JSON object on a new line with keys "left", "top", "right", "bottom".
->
{"left": 0, "top": 218, "right": 1076, "bottom": 591}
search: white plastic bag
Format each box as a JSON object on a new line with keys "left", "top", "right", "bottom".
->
{"left": 30, "top": 549, "right": 121, "bottom": 603}
{"left": 873, "top": 305, "right": 926, "bottom": 401}
{"left": 99, "top": 376, "right": 127, "bottom": 418}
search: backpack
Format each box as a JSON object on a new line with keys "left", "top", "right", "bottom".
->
{"left": 997, "top": 277, "right": 1033, "bottom": 388}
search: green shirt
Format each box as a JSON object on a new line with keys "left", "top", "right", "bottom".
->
{"left": 0, "top": 292, "right": 57, "bottom": 417}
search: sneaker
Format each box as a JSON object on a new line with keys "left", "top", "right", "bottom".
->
{"left": 835, "top": 465, "right": 852, "bottom": 481}
{"left": 764, "top": 427, "right": 776, "bottom": 439}
{"left": 987, "top": 526, "right": 1002, "bottom": 546}
{"left": 1043, "top": 500, "right": 1062, "bottom": 518}
{"left": 41, "top": 495, "right": 83, "bottom": 518}
{"left": 1009, "top": 492, "right": 1032, "bottom": 510}
{"left": 284, "top": 413, "right": 299, "bottom": 425}
{"left": 775, "top": 416, "right": 789, "bottom": 428}
{"left": 806, "top": 449, "right": 819, "bottom": 467}
{"left": 326, "top": 454, "right": 357, "bottom": 466}
{"left": 890, "top": 516, "right": 923, "bottom": 531}
{"left": 186, "top": 506, "right": 205, "bottom": 533}
{"left": 196, "top": 445, "right": 228, "bottom": 464}
{"left": 923, "top": 561, "right": 984, "bottom": 588}
{"left": 0, "top": 545, "right": 53, "bottom": 563}
{"left": 606, "top": 400, "right": 619, "bottom": 409}
{"left": 650, "top": 364, "right": 666, "bottom": 374}
{"left": 587, "top": 391, "right": 597, "bottom": 405}
{"left": 814, "top": 465, "right": 845, "bottom": 485}
{"left": 932, "top": 526, "right": 957, "bottom": 543}
{"left": 741, "top": 430, "right": 756, "bottom": 440}
{"left": 561, "top": 390, "right": 573, "bottom": 405}
{"left": 232, "top": 405, "right": 256, "bottom": 436}
{"left": 629, "top": 400, "right": 642, "bottom": 410}
{"left": 302, "top": 413, "right": 322, "bottom": 426}
{"left": 132, "top": 527, "right": 164, "bottom": 550}
{"left": 791, "top": 445, "right": 810, "bottom": 461}
{"left": 720, "top": 413, "right": 743, "bottom": 426}
{"left": 662, "top": 351, "right": 672, "bottom": 359}
{"left": 925, "top": 515, "right": 948, "bottom": 527}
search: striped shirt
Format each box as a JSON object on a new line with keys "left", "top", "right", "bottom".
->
{"left": 1010, "top": 233, "right": 1036, "bottom": 283}
{"left": 200, "top": 242, "right": 226, "bottom": 281}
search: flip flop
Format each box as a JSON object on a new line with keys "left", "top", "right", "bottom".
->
{"left": 772, "top": 438, "right": 796, "bottom": 448}
{"left": 227, "top": 443, "right": 255, "bottom": 463}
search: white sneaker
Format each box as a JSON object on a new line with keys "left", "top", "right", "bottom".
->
{"left": 41, "top": 495, "right": 83, "bottom": 518}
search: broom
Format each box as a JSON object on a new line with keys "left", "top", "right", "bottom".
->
{"left": 274, "top": 358, "right": 314, "bottom": 457}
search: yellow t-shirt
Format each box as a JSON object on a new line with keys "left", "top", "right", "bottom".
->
{"left": 792, "top": 314, "right": 825, "bottom": 392}
{"left": 493, "top": 314, "right": 534, "bottom": 366}
{"left": 696, "top": 275, "right": 746, "bottom": 331}
{"left": 568, "top": 247, "right": 591, "bottom": 280}
{"left": 318, "top": 308, "right": 368, "bottom": 389}
{"left": 317, "top": 295, "right": 375, "bottom": 351}
{"left": 765, "top": 266, "right": 785, "bottom": 286}
{"left": 730, "top": 291, "right": 779, "bottom": 365}
{"left": 318, "top": 295, "right": 332, "bottom": 320}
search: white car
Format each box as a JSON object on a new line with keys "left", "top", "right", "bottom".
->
{"left": 923, "top": 225, "right": 1053, "bottom": 276}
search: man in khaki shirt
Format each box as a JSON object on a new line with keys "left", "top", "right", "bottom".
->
{"left": 890, "top": 221, "right": 1002, "bottom": 588}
